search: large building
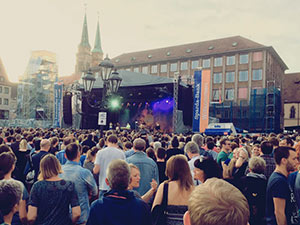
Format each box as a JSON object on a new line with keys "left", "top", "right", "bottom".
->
{"left": 283, "top": 72, "right": 300, "bottom": 130}
{"left": 112, "top": 36, "right": 288, "bottom": 132}
{"left": 0, "top": 57, "right": 17, "bottom": 120}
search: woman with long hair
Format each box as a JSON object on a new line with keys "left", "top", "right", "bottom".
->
{"left": 14, "top": 139, "right": 31, "bottom": 183}
{"left": 152, "top": 155, "right": 194, "bottom": 224}
{"left": 27, "top": 154, "right": 81, "bottom": 225}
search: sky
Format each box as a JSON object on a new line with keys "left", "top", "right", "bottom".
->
{"left": 0, "top": 0, "right": 299, "bottom": 82}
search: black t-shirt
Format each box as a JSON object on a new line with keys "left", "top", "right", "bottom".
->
{"left": 266, "top": 172, "right": 299, "bottom": 225}
{"left": 28, "top": 180, "right": 79, "bottom": 225}
{"left": 156, "top": 161, "right": 168, "bottom": 184}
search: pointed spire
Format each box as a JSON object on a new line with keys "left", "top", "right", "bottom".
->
{"left": 92, "top": 14, "right": 103, "bottom": 54}
{"left": 80, "top": 12, "right": 91, "bottom": 48}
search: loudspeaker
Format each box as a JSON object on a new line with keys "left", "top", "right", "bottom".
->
{"left": 63, "top": 93, "right": 72, "bottom": 125}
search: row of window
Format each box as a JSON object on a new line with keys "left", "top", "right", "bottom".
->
{"left": 0, "top": 98, "right": 9, "bottom": 105}
{"left": 213, "top": 69, "right": 262, "bottom": 83}
{"left": 212, "top": 87, "right": 250, "bottom": 101}
{"left": 127, "top": 52, "right": 263, "bottom": 74}
{"left": 0, "top": 110, "right": 9, "bottom": 119}
{"left": 0, "top": 86, "right": 9, "bottom": 94}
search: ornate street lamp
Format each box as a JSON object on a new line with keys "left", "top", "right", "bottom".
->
{"left": 82, "top": 69, "right": 96, "bottom": 93}
{"left": 108, "top": 71, "right": 122, "bottom": 94}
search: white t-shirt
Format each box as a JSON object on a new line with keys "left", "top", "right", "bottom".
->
{"left": 94, "top": 146, "right": 125, "bottom": 190}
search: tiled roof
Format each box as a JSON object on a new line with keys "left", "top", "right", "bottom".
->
{"left": 112, "top": 36, "right": 266, "bottom": 67}
{"left": 59, "top": 73, "right": 82, "bottom": 86}
{"left": 283, "top": 73, "right": 300, "bottom": 103}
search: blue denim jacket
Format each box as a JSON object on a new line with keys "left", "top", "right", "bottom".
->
{"left": 56, "top": 150, "right": 67, "bottom": 165}
{"left": 126, "top": 151, "right": 159, "bottom": 195}
{"left": 60, "top": 161, "right": 98, "bottom": 224}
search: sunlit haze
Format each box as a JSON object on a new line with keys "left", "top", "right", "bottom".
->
{"left": 1, "top": 0, "right": 299, "bottom": 83}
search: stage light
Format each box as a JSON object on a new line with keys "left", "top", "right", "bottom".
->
{"left": 108, "top": 98, "right": 121, "bottom": 110}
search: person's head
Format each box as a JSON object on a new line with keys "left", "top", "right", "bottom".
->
{"left": 0, "top": 144, "right": 13, "bottom": 155}
{"left": 65, "top": 143, "right": 81, "bottom": 161}
{"left": 191, "top": 134, "right": 204, "bottom": 148}
{"left": 184, "top": 178, "right": 249, "bottom": 225}
{"left": 124, "top": 141, "right": 133, "bottom": 151}
{"left": 184, "top": 141, "right": 199, "bottom": 158}
{"left": 50, "top": 137, "right": 59, "bottom": 147}
{"left": 106, "top": 159, "right": 130, "bottom": 190}
{"left": 274, "top": 146, "right": 298, "bottom": 173}
{"left": 268, "top": 137, "right": 279, "bottom": 148}
{"left": 19, "top": 139, "right": 27, "bottom": 150}
{"left": 261, "top": 141, "right": 273, "bottom": 155}
{"left": 107, "top": 134, "right": 118, "bottom": 145}
{"left": 153, "top": 141, "right": 162, "bottom": 151}
{"left": 166, "top": 155, "right": 193, "bottom": 190}
{"left": 206, "top": 141, "right": 215, "bottom": 151}
{"left": 87, "top": 134, "right": 93, "bottom": 140}
{"left": 15, "top": 134, "right": 22, "bottom": 142}
{"left": 248, "top": 156, "right": 266, "bottom": 174}
{"left": 194, "top": 157, "right": 222, "bottom": 183}
{"left": 156, "top": 147, "right": 166, "bottom": 160}
{"left": 63, "top": 137, "right": 72, "bottom": 147}
{"left": 85, "top": 147, "right": 98, "bottom": 162}
{"left": 0, "top": 179, "right": 23, "bottom": 216}
{"left": 128, "top": 164, "right": 140, "bottom": 189}
{"left": 220, "top": 138, "right": 231, "bottom": 151}
{"left": 280, "top": 137, "right": 294, "bottom": 147}
{"left": 133, "top": 138, "right": 146, "bottom": 151}
{"left": 171, "top": 136, "right": 179, "bottom": 148}
{"left": 251, "top": 144, "right": 261, "bottom": 157}
{"left": 146, "top": 147, "right": 156, "bottom": 161}
{"left": 38, "top": 154, "right": 62, "bottom": 180}
{"left": 40, "top": 139, "right": 51, "bottom": 151}
{"left": 0, "top": 152, "right": 16, "bottom": 179}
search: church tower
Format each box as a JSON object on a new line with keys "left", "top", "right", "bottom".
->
{"left": 91, "top": 18, "right": 104, "bottom": 67}
{"left": 75, "top": 12, "right": 92, "bottom": 74}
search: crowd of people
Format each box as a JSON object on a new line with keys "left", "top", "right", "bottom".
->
{"left": 0, "top": 126, "right": 300, "bottom": 225}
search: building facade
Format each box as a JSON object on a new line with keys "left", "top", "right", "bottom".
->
{"left": 0, "top": 57, "right": 17, "bottom": 120}
{"left": 112, "top": 36, "right": 288, "bottom": 132}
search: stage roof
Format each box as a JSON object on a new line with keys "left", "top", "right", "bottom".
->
{"left": 91, "top": 70, "right": 188, "bottom": 88}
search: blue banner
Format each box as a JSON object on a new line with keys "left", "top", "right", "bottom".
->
{"left": 192, "top": 70, "right": 202, "bottom": 132}
{"left": 53, "top": 82, "right": 63, "bottom": 127}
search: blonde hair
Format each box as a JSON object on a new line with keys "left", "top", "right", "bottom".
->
{"left": 128, "top": 163, "right": 139, "bottom": 171}
{"left": 38, "top": 154, "right": 62, "bottom": 180}
{"left": 166, "top": 155, "right": 193, "bottom": 191}
{"left": 19, "top": 139, "right": 27, "bottom": 150}
{"left": 188, "top": 178, "right": 249, "bottom": 225}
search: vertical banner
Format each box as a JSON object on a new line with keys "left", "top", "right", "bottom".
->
{"left": 53, "top": 82, "right": 63, "bottom": 127}
{"left": 192, "top": 70, "right": 211, "bottom": 132}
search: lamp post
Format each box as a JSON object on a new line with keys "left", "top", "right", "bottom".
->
{"left": 81, "top": 56, "right": 122, "bottom": 133}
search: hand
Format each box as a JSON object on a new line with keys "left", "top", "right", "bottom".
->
{"left": 150, "top": 179, "right": 158, "bottom": 191}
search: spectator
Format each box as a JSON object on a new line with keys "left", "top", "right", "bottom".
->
{"left": 152, "top": 155, "right": 194, "bottom": 224}
{"left": 266, "top": 146, "right": 299, "bottom": 225}
{"left": 87, "top": 159, "right": 152, "bottom": 225}
{"left": 128, "top": 163, "right": 158, "bottom": 203}
{"left": 217, "top": 138, "right": 231, "bottom": 167}
{"left": 240, "top": 157, "right": 267, "bottom": 225}
{"left": 14, "top": 139, "right": 30, "bottom": 183}
{"left": 146, "top": 147, "right": 156, "bottom": 162}
{"left": 260, "top": 141, "right": 276, "bottom": 179}
{"left": 60, "top": 143, "right": 98, "bottom": 225}
{"left": 193, "top": 157, "right": 222, "bottom": 183}
{"left": 56, "top": 137, "right": 72, "bottom": 165}
{"left": 27, "top": 154, "right": 80, "bottom": 225}
{"left": 184, "top": 141, "right": 200, "bottom": 185}
{"left": 81, "top": 134, "right": 96, "bottom": 149}
{"left": 206, "top": 141, "right": 218, "bottom": 160}
{"left": 0, "top": 179, "right": 23, "bottom": 225}
{"left": 165, "top": 136, "right": 184, "bottom": 161}
{"left": 127, "top": 138, "right": 159, "bottom": 195}
{"left": 93, "top": 135, "right": 125, "bottom": 199}
{"left": 32, "top": 139, "right": 50, "bottom": 182}
{"left": 192, "top": 134, "right": 211, "bottom": 157}
{"left": 251, "top": 144, "right": 261, "bottom": 157}
{"left": 156, "top": 147, "right": 168, "bottom": 184}
{"left": 183, "top": 178, "right": 249, "bottom": 225}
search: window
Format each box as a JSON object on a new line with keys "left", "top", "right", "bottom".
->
{"left": 213, "top": 73, "right": 222, "bottom": 84}
{"left": 214, "top": 57, "right": 222, "bottom": 67}
{"left": 239, "top": 54, "right": 249, "bottom": 64}
{"left": 0, "top": 86, "right": 2, "bottom": 93}
{"left": 226, "top": 56, "right": 235, "bottom": 65}
{"left": 253, "top": 52, "right": 263, "bottom": 62}
{"left": 238, "top": 88, "right": 248, "bottom": 99}
{"left": 202, "top": 59, "right": 210, "bottom": 68}
{"left": 252, "top": 69, "right": 262, "bottom": 81}
{"left": 4, "top": 99, "right": 8, "bottom": 105}
{"left": 170, "top": 63, "right": 177, "bottom": 72}
{"left": 133, "top": 67, "right": 139, "bottom": 73}
{"left": 226, "top": 72, "right": 235, "bottom": 83}
{"left": 0, "top": 110, "right": 9, "bottom": 119}
{"left": 212, "top": 89, "right": 220, "bottom": 101}
{"left": 161, "top": 64, "right": 167, "bottom": 73}
{"left": 0, "top": 98, "right": 2, "bottom": 104}
{"left": 142, "top": 66, "right": 148, "bottom": 74}
{"left": 290, "top": 106, "right": 296, "bottom": 119}
{"left": 191, "top": 60, "right": 199, "bottom": 69}
{"left": 151, "top": 65, "right": 158, "bottom": 74}
{"left": 225, "top": 89, "right": 234, "bottom": 100}
{"left": 125, "top": 68, "right": 131, "bottom": 71}
{"left": 239, "top": 70, "right": 248, "bottom": 82}
{"left": 180, "top": 62, "right": 188, "bottom": 71}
